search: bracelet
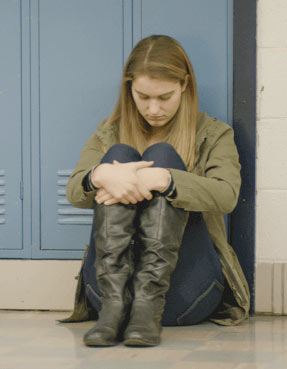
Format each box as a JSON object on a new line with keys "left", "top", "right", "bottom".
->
{"left": 161, "top": 175, "right": 176, "bottom": 198}
{"left": 82, "top": 166, "right": 99, "bottom": 192}
{"left": 88, "top": 165, "right": 99, "bottom": 190}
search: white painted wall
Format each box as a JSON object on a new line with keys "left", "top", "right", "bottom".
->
{"left": 255, "top": 0, "right": 287, "bottom": 314}
{"left": 256, "top": 0, "right": 287, "bottom": 263}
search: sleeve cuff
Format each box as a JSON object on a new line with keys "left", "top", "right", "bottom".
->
{"left": 160, "top": 174, "right": 177, "bottom": 200}
{"left": 82, "top": 166, "right": 99, "bottom": 192}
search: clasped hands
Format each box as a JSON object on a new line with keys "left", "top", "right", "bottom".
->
{"left": 92, "top": 160, "right": 171, "bottom": 206}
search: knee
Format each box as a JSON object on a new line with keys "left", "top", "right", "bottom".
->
{"left": 142, "top": 142, "right": 176, "bottom": 160}
{"left": 142, "top": 142, "right": 186, "bottom": 170}
{"left": 143, "top": 142, "right": 175, "bottom": 155}
{"left": 105, "top": 143, "right": 137, "bottom": 156}
{"left": 101, "top": 144, "right": 141, "bottom": 164}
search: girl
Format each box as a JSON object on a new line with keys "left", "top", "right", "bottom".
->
{"left": 64, "top": 35, "right": 250, "bottom": 347}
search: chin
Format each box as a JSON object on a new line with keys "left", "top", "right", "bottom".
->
{"left": 147, "top": 120, "right": 168, "bottom": 127}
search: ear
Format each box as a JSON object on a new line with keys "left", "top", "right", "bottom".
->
{"left": 181, "top": 74, "right": 190, "bottom": 92}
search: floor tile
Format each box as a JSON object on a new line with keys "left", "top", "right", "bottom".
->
{"left": 168, "top": 363, "right": 246, "bottom": 369}
{"left": 0, "top": 312, "right": 287, "bottom": 369}
{"left": 72, "top": 359, "right": 171, "bottom": 369}
{"left": 90, "top": 347, "right": 191, "bottom": 361}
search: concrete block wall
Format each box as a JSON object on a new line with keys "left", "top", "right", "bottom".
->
{"left": 255, "top": 0, "right": 287, "bottom": 314}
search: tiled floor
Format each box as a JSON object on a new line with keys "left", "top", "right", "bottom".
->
{"left": 0, "top": 311, "right": 287, "bottom": 369}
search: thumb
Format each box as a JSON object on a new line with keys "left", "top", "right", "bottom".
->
{"left": 113, "top": 160, "right": 120, "bottom": 164}
{"left": 133, "top": 160, "right": 154, "bottom": 170}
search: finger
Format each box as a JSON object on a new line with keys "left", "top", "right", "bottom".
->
{"left": 132, "top": 161, "right": 154, "bottom": 170}
{"left": 113, "top": 160, "right": 120, "bottom": 165}
{"left": 96, "top": 193, "right": 113, "bottom": 204}
{"left": 95, "top": 190, "right": 111, "bottom": 200}
{"left": 125, "top": 192, "right": 140, "bottom": 204}
{"left": 104, "top": 198, "right": 121, "bottom": 206}
{"left": 95, "top": 188, "right": 113, "bottom": 203}
{"left": 126, "top": 185, "right": 144, "bottom": 202}
{"left": 96, "top": 188, "right": 108, "bottom": 197}
{"left": 137, "top": 182, "right": 153, "bottom": 200}
{"left": 130, "top": 186, "right": 144, "bottom": 202}
{"left": 104, "top": 197, "right": 130, "bottom": 205}
{"left": 95, "top": 197, "right": 103, "bottom": 204}
{"left": 127, "top": 196, "right": 138, "bottom": 204}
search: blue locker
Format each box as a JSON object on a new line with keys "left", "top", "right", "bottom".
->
{"left": 0, "top": 1, "right": 24, "bottom": 256}
{"left": 30, "top": 0, "right": 132, "bottom": 258}
{"left": 0, "top": 0, "right": 233, "bottom": 259}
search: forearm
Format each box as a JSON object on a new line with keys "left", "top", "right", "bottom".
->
{"left": 166, "top": 125, "right": 241, "bottom": 214}
{"left": 168, "top": 168, "right": 240, "bottom": 214}
{"left": 66, "top": 168, "right": 99, "bottom": 208}
{"left": 66, "top": 134, "right": 105, "bottom": 208}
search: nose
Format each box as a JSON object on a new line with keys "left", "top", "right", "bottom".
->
{"left": 148, "top": 99, "right": 160, "bottom": 115}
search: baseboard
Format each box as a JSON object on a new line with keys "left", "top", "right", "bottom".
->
{"left": 0, "top": 260, "right": 81, "bottom": 310}
{"left": 255, "top": 262, "right": 287, "bottom": 314}
{"left": 1, "top": 260, "right": 287, "bottom": 314}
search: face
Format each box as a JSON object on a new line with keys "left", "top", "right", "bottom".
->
{"left": 131, "top": 75, "right": 187, "bottom": 130}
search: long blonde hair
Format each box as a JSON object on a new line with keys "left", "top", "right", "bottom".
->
{"left": 106, "top": 35, "right": 198, "bottom": 170}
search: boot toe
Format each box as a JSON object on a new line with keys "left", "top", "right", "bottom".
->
{"left": 124, "top": 328, "right": 160, "bottom": 347}
{"left": 84, "top": 327, "right": 118, "bottom": 346}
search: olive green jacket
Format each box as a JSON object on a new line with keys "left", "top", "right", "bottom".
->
{"left": 63, "top": 111, "right": 250, "bottom": 326}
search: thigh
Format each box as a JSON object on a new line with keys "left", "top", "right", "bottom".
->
{"left": 162, "top": 212, "right": 225, "bottom": 326}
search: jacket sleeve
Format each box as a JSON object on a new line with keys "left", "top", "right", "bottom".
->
{"left": 66, "top": 132, "right": 105, "bottom": 208}
{"left": 168, "top": 126, "right": 241, "bottom": 214}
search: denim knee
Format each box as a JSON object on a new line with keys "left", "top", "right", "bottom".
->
{"left": 100, "top": 144, "right": 141, "bottom": 164}
{"left": 142, "top": 142, "right": 186, "bottom": 170}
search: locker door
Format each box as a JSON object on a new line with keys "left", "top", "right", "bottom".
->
{"left": 134, "top": 0, "right": 233, "bottom": 125}
{"left": 31, "top": 0, "right": 132, "bottom": 258}
{"left": 0, "top": 1, "right": 24, "bottom": 257}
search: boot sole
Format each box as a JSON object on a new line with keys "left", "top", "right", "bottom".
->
{"left": 124, "top": 337, "right": 159, "bottom": 347}
{"left": 84, "top": 338, "right": 118, "bottom": 347}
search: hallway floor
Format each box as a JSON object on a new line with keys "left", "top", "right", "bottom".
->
{"left": 0, "top": 311, "right": 286, "bottom": 369}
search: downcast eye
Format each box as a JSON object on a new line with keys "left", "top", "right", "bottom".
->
{"left": 159, "top": 96, "right": 170, "bottom": 101}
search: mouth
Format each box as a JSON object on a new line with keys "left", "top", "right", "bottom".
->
{"left": 148, "top": 116, "right": 164, "bottom": 120}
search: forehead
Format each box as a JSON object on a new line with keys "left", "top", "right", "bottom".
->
{"left": 132, "top": 75, "right": 180, "bottom": 96}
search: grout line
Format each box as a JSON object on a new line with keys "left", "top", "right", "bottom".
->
{"left": 282, "top": 263, "right": 285, "bottom": 314}
{"left": 272, "top": 262, "right": 275, "bottom": 314}
{"left": 256, "top": 189, "right": 287, "bottom": 192}
{"left": 256, "top": 117, "right": 287, "bottom": 120}
{"left": 257, "top": 46, "right": 287, "bottom": 50}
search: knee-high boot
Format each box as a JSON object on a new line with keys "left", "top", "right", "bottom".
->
{"left": 124, "top": 193, "right": 189, "bottom": 346}
{"left": 83, "top": 203, "right": 137, "bottom": 346}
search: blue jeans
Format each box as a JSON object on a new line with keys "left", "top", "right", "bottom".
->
{"left": 83, "top": 143, "right": 225, "bottom": 326}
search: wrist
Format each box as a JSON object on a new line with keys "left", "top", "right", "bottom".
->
{"left": 158, "top": 169, "right": 171, "bottom": 192}
{"left": 83, "top": 167, "right": 99, "bottom": 192}
{"left": 91, "top": 164, "right": 107, "bottom": 188}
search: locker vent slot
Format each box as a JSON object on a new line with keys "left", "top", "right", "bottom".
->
{"left": 0, "top": 170, "right": 6, "bottom": 224}
{"left": 57, "top": 169, "right": 93, "bottom": 225}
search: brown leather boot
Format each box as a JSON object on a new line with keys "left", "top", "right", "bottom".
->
{"left": 83, "top": 203, "right": 137, "bottom": 346}
{"left": 124, "top": 194, "right": 189, "bottom": 346}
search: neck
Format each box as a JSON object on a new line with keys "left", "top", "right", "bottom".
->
{"left": 150, "top": 126, "right": 164, "bottom": 137}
